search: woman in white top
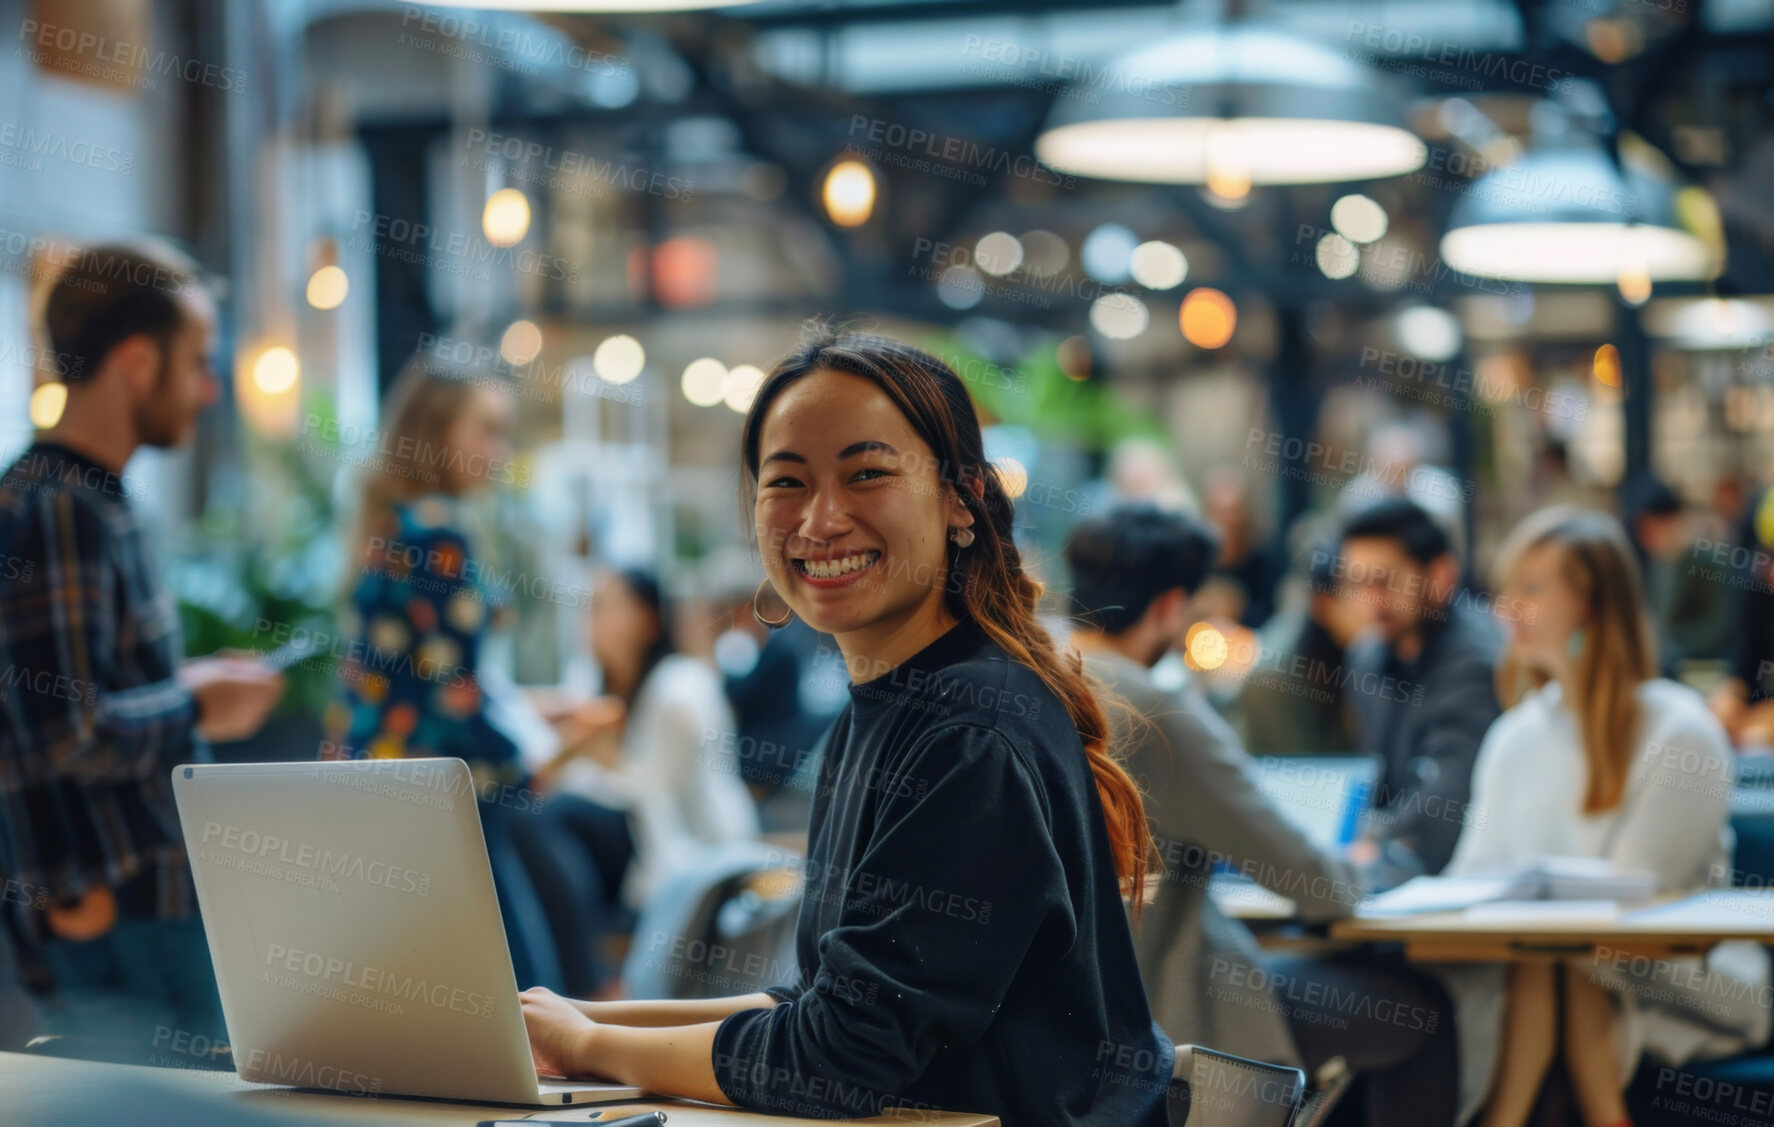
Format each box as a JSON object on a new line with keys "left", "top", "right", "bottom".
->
{"left": 522, "top": 569, "right": 758, "bottom": 996}
{"left": 1449, "top": 506, "right": 1769, "bottom": 1127}
{"left": 544, "top": 568, "right": 760, "bottom": 911}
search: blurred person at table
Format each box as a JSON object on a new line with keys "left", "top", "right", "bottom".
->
{"left": 1621, "top": 473, "right": 1731, "bottom": 675}
{"left": 1233, "top": 530, "right": 1366, "bottom": 756}
{"left": 1339, "top": 496, "right": 1501, "bottom": 890}
{"left": 1067, "top": 507, "right": 1459, "bottom": 1126}
{"left": 527, "top": 566, "right": 757, "bottom": 993}
{"left": 518, "top": 330, "right": 1173, "bottom": 1125}
{"left": 1708, "top": 484, "right": 1774, "bottom": 747}
{"left": 1197, "top": 465, "right": 1281, "bottom": 629}
{"left": 321, "top": 354, "right": 561, "bottom": 989}
{"left": 1439, "top": 506, "right": 1769, "bottom": 1127}
{"left": 0, "top": 242, "right": 282, "bottom": 1047}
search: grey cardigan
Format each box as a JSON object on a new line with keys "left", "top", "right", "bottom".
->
{"left": 1087, "top": 649, "right": 1365, "bottom": 1068}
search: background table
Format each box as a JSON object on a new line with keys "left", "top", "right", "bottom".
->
{"left": 1328, "top": 892, "right": 1774, "bottom": 961}
{"left": 1211, "top": 882, "right": 1774, "bottom": 962}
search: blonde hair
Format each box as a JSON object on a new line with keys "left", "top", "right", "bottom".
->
{"left": 344, "top": 356, "right": 506, "bottom": 579}
{"left": 1493, "top": 505, "right": 1657, "bottom": 813}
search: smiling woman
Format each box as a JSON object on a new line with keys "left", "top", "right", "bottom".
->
{"left": 518, "top": 329, "right": 1172, "bottom": 1126}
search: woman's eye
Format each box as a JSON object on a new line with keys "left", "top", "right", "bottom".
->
{"left": 764, "top": 476, "right": 801, "bottom": 489}
{"left": 851, "top": 467, "right": 888, "bottom": 483}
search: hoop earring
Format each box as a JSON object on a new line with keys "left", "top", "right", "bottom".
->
{"left": 950, "top": 527, "right": 975, "bottom": 548}
{"left": 752, "top": 580, "right": 791, "bottom": 629}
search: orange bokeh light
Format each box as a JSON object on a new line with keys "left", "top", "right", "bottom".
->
{"left": 654, "top": 237, "right": 718, "bottom": 308}
{"left": 1180, "top": 288, "right": 1237, "bottom": 349}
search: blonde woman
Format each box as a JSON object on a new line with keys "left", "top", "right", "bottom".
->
{"left": 321, "top": 356, "right": 566, "bottom": 988}
{"left": 1445, "top": 506, "right": 1769, "bottom": 1127}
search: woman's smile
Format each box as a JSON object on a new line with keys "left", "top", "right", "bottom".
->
{"left": 792, "top": 549, "right": 882, "bottom": 588}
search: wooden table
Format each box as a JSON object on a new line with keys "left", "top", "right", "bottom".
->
{"left": 1327, "top": 891, "right": 1774, "bottom": 962}
{"left": 0, "top": 1052, "right": 999, "bottom": 1127}
{"left": 1211, "top": 882, "right": 1774, "bottom": 962}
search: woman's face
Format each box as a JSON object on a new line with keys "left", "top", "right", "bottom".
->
{"left": 442, "top": 385, "right": 514, "bottom": 495}
{"left": 753, "top": 369, "right": 967, "bottom": 643}
{"left": 589, "top": 573, "right": 657, "bottom": 675}
{"left": 1500, "top": 542, "right": 1586, "bottom": 669}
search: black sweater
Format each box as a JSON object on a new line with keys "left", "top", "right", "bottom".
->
{"left": 712, "top": 617, "right": 1173, "bottom": 1126}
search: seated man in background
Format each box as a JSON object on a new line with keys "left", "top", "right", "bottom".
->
{"left": 1709, "top": 482, "right": 1774, "bottom": 746}
{"left": 1338, "top": 497, "right": 1501, "bottom": 890}
{"left": 1063, "top": 507, "right": 1362, "bottom": 1066}
{"left": 0, "top": 243, "right": 282, "bottom": 1049}
{"left": 1621, "top": 472, "right": 1732, "bottom": 675}
{"left": 1235, "top": 532, "right": 1366, "bottom": 756}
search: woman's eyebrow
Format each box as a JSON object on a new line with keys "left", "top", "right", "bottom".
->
{"left": 761, "top": 449, "right": 805, "bottom": 465}
{"left": 838, "top": 440, "right": 897, "bottom": 459}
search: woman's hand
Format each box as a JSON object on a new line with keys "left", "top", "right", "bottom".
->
{"left": 520, "top": 986, "right": 604, "bottom": 1079}
{"left": 1710, "top": 679, "right": 1750, "bottom": 742}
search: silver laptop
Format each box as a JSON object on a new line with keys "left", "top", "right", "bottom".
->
{"left": 1250, "top": 753, "right": 1383, "bottom": 852}
{"left": 173, "top": 758, "right": 643, "bottom": 1106}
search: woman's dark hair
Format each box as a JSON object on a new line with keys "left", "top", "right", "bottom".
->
{"left": 740, "top": 328, "right": 1152, "bottom": 902}
{"left": 614, "top": 567, "right": 677, "bottom": 698}
{"left": 1065, "top": 506, "right": 1221, "bottom": 635}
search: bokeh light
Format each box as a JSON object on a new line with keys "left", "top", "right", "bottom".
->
{"left": 593, "top": 335, "right": 645, "bottom": 384}
{"left": 500, "top": 321, "right": 544, "bottom": 366}
{"left": 1089, "top": 293, "right": 1150, "bottom": 339}
{"left": 1180, "top": 288, "right": 1237, "bottom": 349}
{"left": 253, "top": 346, "right": 300, "bottom": 394}
{"left": 29, "top": 383, "right": 66, "bottom": 429}
{"left": 1331, "top": 194, "right": 1389, "bottom": 244}
{"left": 1020, "top": 229, "right": 1070, "bottom": 277}
{"left": 653, "top": 237, "right": 719, "bottom": 307}
{"left": 1186, "top": 622, "right": 1229, "bottom": 670}
{"left": 975, "top": 232, "right": 1024, "bottom": 277}
{"left": 1316, "top": 232, "right": 1359, "bottom": 279}
{"left": 682, "top": 357, "right": 728, "bottom": 406}
{"left": 996, "top": 456, "right": 1028, "bottom": 499}
{"left": 723, "top": 364, "right": 766, "bottom": 413}
{"left": 305, "top": 265, "right": 348, "bottom": 310}
{"left": 1397, "top": 306, "right": 1462, "bottom": 361}
{"left": 1081, "top": 223, "right": 1138, "bottom": 283}
{"left": 1129, "top": 241, "right": 1187, "bottom": 289}
{"left": 1593, "top": 343, "right": 1622, "bottom": 387}
{"left": 482, "top": 188, "right": 531, "bottom": 247}
{"left": 936, "top": 265, "right": 985, "bottom": 310}
{"left": 822, "top": 160, "right": 876, "bottom": 227}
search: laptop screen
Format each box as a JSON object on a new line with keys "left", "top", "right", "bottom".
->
{"left": 1250, "top": 754, "right": 1381, "bottom": 852}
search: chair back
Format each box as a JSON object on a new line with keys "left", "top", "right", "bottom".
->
{"left": 1289, "top": 1056, "right": 1352, "bottom": 1127}
{"left": 621, "top": 842, "right": 803, "bottom": 999}
{"left": 1164, "top": 1044, "right": 1305, "bottom": 1127}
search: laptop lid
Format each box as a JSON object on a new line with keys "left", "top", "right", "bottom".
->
{"left": 1251, "top": 754, "right": 1382, "bottom": 852}
{"left": 173, "top": 758, "right": 549, "bottom": 1104}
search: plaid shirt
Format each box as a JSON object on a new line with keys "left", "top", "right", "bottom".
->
{"left": 0, "top": 442, "right": 206, "bottom": 923}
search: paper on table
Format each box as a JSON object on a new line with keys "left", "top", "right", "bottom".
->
{"left": 1622, "top": 890, "right": 1774, "bottom": 927}
{"left": 1358, "top": 876, "right": 1523, "bottom": 916}
{"left": 1462, "top": 900, "right": 1622, "bottom": 923}
{"left": 1208, "top": 877, "right": 1297, "bottom": 919}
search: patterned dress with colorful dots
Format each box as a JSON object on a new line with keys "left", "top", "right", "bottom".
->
{"left": 323, "top": 495, "right": 524, "bottom": 797}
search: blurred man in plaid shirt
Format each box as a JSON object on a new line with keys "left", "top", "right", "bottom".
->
{"left": 0, "top": 242, "right": 282, "bottom": 1050}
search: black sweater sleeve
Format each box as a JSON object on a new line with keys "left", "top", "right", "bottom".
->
{"left": 711, "top": 723, "right": 1071, "bottom": 1118}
